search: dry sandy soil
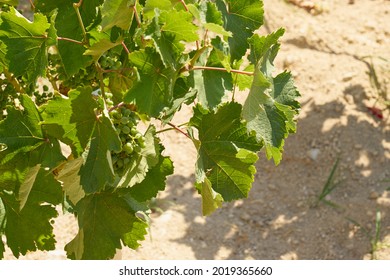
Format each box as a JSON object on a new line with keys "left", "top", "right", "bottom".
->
{"left": 4, "top": 0, "right": 390, "bottom": 260}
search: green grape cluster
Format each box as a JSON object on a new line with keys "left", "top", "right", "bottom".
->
{"left": 99, "top": 52, "right": 122, "bottom": 70}
{"left": 47, "top": 53, "right": 99, "bottom": 92}
{"left": 0, "top": 79, "right": 17, "bottom": 117}
{"left": 110, "top": 106, "right": 146, "bottom": 176}
{"left": 60, "top": 65, "right": 98, "bottom": 89}
{"left": 105, "top": 92, "right": 114, "bottom": 107}
{"left": 33, "top": 84, "right": 54, "bottom": 106}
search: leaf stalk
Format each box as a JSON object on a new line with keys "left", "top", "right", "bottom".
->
{"left": 191, "top": 66, "right": 254, "bottom": 76}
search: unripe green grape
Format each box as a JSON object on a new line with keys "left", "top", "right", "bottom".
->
{"left": 123, "top": 109, "right": 132, "bottom": 116}
{"left": 134, "top": 133, "right": 142, "bottom": 140}
{"left": 130, "top": 127, "right": 138, "bottom": 135}
{"left": 43, "top": 85, "right": 49, "bottom": 92}
{"left": 121, "top": 117, "right": 130, "bottom": 124}
{"left": 121, "top": 125, "right": 131, "bottom": 134}
{"left": 124, "top": 158, "right": 130, "bottom": 165}
{"left": 123, "top": 142, "right": 134, "bottom": 154}
{"left": 112, "top": 111, "right": 121, "bottom": 119}
{"left": 138, "top": 141, "right": 146, "bottom": 149}
{"left": 117, "top": 158, "right": 124, "bottom": 168}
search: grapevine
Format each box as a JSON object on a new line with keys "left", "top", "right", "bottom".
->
{"left": 0, "top": 0, "right": 300, "bottom": 260}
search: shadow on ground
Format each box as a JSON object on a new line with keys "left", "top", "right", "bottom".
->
{"left": 161, "top": 85, "right": 390, "bottom": 259}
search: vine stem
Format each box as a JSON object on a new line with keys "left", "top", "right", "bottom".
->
{"left": 95, "top": 63, "right": 106, "bottom": 98}
{"left": 191, "top": 66, "right": 254, "bottom": 76}
{"left": 57, "top": 37, "right": 84, "bottom": 45}
{"left": 167, "top": 122, "right": 191, "bottom": 139}
{"left": 108, "top": 102, "right": 125, "bottom": 113}
{"left": 179, "top": 0, "right": 189, "bottom": 11}
{"left": 121, "top": 41, "right": 130, "bottom": 54}
{"left": 28, "top": 0, "right": 35, "bottom": 9}
{"left": 73, "top": 1, "right": 89, "bottom": 46}
{"left": 3, "top": 69, "right": 25, "bottom": 94}
{"left": 133, "top": 5, "right": 141, "bottom": 27}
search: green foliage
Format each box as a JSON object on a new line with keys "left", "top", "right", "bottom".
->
{"left": 0, "top": 0, "right": 300, "bottom": 259}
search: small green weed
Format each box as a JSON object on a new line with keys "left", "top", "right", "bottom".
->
{"left": 347, "top": 210, "right": 389, "bottom": 260}
{"left": 361, "top": 56, "right": 390, "bottom": 120}
{"left": 314, "top": 158, "right": 342, "bottom": 208}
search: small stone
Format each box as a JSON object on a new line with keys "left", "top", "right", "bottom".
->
{"left": 268, "top": 184, "right": 277, "bottom": 191}
{"left": 240, "top": 213, "right": 251, "bottom": 221}
{"left": 354, "top": 144, "right": 363, "bottom": 150}
{"left": 308, "top": 148, "right": 320, "bottom": 161}
{"left": 369, "top": 191, "right": 379, "bottom": 200}
{"left": 342, "top": 72, "right": 355, "bottom": 82}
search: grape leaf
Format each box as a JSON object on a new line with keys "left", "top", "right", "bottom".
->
{"left": 0, "top": 7, "right": 53, "bottom": 82}
{"left": 79, "top": 113, "right": 121, "bottom": 193}
{"left": 0, "top": 39, "right": 7, "bottom": 72}
{"left": 18, "top": 164, "right": 41, "bottom": 211}
{"left": 1, "top": 172, "right": 61, "bottom": 258}
{"left": 235, "top": 64, "right": 254, "bottom": 90}
{"left": 84, "top": 29, "right": 123, "bottom": 61}
{"left": 204, "top": 23, "right": 232, "bottom": 37}
{"left": 0, "top": 95, "right": 65, "bottom": 191}
{"left": 216, "top": 0, "right": 264, "bottom": 62}
{"left": 189, "top": 102, "right": 261, "bottom": 214}
{"left": 146, "top": 13, "right": 187, "bottom": 70}
{"left": 128, "top": 153, "right": 173, "bottom": 202}
{"left": 143, "top": 0, "right": 172, "bottom": 20}
{"left": 125, "top": 47, "right": 177, "bottom": 117}
{"left": 116, "top": 125, "right": 160, "bottom": 188}
{"left": 34, "top": 0, "right": 101, "bottom": 76}
{"left": 19, "top": 167, "right": 63, "bottom": 209}
{"left": 41, "top": 87, "right": 98, "bottom": 156}
{"left": 100, "top": 0, "right": 136, "bottom": 31}
{"left": 193, "top": 48, "right": 233, "bottom": 109}
{"left": 108, "top": 68, "right": 137, "bottom": 102}
{"left": 3, "top": 200, "right": 58, "bottom": 258}
{"left": 243, "top": 32, "right": 300, "bottom": 165}
{"left": 159, "top": 10, "right": 199, "bottom": 42}
{"left": 56, "top": 157, "right": 86, "bottom": 205}
{"left": 42, "top": 87, "right": 121, "bottom": 193}
{"left": 65, "top": 193, "right": 148, "bottom": 260}
{"left": 197, "top": 177, "right": 223, "bottom": 216}
{"left": 161, "top": 87, "right": 197, "bottom": 123}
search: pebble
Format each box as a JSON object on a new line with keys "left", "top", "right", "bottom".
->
{"left": 369, "top": 191, "right": 379, "bottom": 200}
{"left": 268, "top": 184, "right": 277, "bottom": 191}
{"left": 354, "top": 144, "right": 363, "bottom": 150}
{"left": 308, "top": 148, "right": 320, "bottom": 161}
{"left": 342, "top": 72, "right": 355, "bottom": 82}
{"left": 240, "top": 213, "right": 251, "bottom": 222}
